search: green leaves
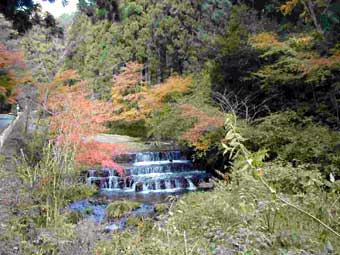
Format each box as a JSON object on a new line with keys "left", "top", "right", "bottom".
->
{"left": 223, "top": 113, "right": 268, "bottom": 175}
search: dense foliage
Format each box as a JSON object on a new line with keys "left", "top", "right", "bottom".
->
{"left": 0, "top": 0, "right": 339, "bottom": 254}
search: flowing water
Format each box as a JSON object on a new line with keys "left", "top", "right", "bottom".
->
{"left": 87, "top": 150, "right": 210, "bottom": 196}
{"left": 69, "top": 150, "right": 211, "bottom": 231}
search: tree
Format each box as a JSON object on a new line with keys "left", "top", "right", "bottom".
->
{"left": 20, "top": 25, "right": 65, "bottom": 84}
{"left": 180, "top": 104, "right": 224, "bottom": 150}
{"left": 0, "top": 15, "right": 29, "bottom": 110}
{"left": 280, "top": 0, "right": 340, "bottom": 35}
{"left": 46, "top": 70, "right": 125, "bottom": 175}
{"left": 111, "top": 62, "right": 193, "bottom": 121}
{"left": 78, "top": 0, "right": 120, "bottom": 22}
{"left": 0, "top": 0, "right": 63, "bottom": 33}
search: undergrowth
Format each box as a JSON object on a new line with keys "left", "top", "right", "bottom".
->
{"left": 8, "top": 130, "right": 97, "bottom": 254}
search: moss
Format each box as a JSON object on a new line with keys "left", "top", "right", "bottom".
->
{"left": 84, "top": 206, "right": 94, "bottom": 215}
{"left": 106, "top": 200, "right": 141, "bottom": 219}
{"left": 126, "top": 216, "right": 143, "bottom": 227}
{"left": 106, "top": 120, "right": 149, "bottom": 138}
{"left": 65, "top": 211, "right": 83, "bottom": 224}
{"left": 154, "top": 203, "right": 168, "bottom": 215}
{"left": 64, "top": 184, "right": 98, "bottom": 204}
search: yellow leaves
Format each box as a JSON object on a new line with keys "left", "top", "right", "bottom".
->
{"left": 111, "top": 62, "right": 193, "bottom": 122}
{"left": 288, "top": 35, "right": 313, "bottom": 50}
{"left": 257, "top": 168, "right": 263, "bottom": 177}
{"left": 280, "top": 0, "right": 298, "bottom": 15}
{"left": 249, "top": 32, "right": 282, "bottom": 49}
{"left": 139, "top": 75, "right": 192, "bottom": 116}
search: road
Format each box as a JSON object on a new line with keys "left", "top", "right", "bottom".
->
{"left": 0, "top": 114, "right": 15, "bottom": 132}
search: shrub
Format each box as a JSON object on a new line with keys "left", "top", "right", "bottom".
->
{"left": 154, "top": 203, "right": 168, "bottom": 215}
{"left": 95, "top": 174, "right": 340, "bottom": 254}
{"left": 125, "top": 216, "right": 143, "bottom": 227}
{"left": 240, "top": 111, "right": 340, "bottom": 176}
{"left": 106, "top": 201, "right": 141, "bottom": 219}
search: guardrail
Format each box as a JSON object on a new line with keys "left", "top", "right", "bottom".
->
{"left": 0, "top": 112, "right": 23, "bottom": 152}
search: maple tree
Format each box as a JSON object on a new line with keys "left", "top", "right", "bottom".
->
{"left": 110, "top": 62, "right": 224, "bottom": 150}
{"left": 111, "top": 62, "right": 192, "bottom": 121}
{"left": 279, "top": 0, "right": 335, "bottom": 35}
{"left": 0, "top": 43, "right": 29, "bottom": 106}
{"left": 180, "top": 104, "right": 224, "bottom": 150}
{"left": 46, "top": 70, "right": 125, "bottom": 175}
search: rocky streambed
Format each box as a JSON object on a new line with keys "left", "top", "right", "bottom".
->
{"left": 68, "top": 140, "right": 213, "bottom": 233}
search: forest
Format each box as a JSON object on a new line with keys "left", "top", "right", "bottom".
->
{"left": 0, "top": 0, "right": 339, "bottom": 254}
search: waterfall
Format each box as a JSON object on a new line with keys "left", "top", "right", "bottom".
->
{"left": 87, "top": 150, "right": 210, "bottom": 193}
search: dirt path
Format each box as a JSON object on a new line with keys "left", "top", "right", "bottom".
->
{"left": 0, "top": 113, "right": 28, "bottom": 254}
{"left": 0, "top": 85, "right": 39, "bottom": 254}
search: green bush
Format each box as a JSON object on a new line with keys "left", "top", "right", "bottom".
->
{"left": 241, "top": 111, "right": 340, "bottom": 176}
{"left": 126, "top": 215, "right": 143, "bottom": 227}
{"left": 63, "top": 184, "right": 97, "bottom": 204}
{"left": 95, "top": 168, "right": 340, "bottom": 254}
{"left": 154, "top": 203, "right": 168, "bottom": 215}
{"left": 65, "top": 211, "right": 83, "bottom": 224}
{"left": 146, "top": 105, "right": 195, "bottom": 140}
{"left": 106, "top": 200, "right": 141, "bottom": 219}
{"left": 263, "top": 161, "right": 324, "bottom": 194}
{"left": 106, "top": 120, "right": 149, "bottom": 138}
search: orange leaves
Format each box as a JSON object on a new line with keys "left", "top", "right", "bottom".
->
{"left": 48, "top": 80, "right": 112, "bottom": 147}
{"left": 111, "top": 62, "right": 143, "bottom": 120}
{"left": 280, "top": 0, "right": 298, "bottom": 15}
{"left": 47, "top": 70, "right": 125, "bottom": 173}
{"left": 0, "top": 43, "right": 26, "bottom": 104}
{"left": 53, "top": 69, "right": 80, "bottom": 85}
{"left": 307, "top": 53, "right": 340, "bottom": 66}
{"left": 0, "top": 43, "right": 24, "bottom": 69}
{"left": 249, "top": 32, "right": 282, "bottom": 49}
{"left": 180, "top": 104, "right": 224, "bottom": 147}
{"left": 139, "top": 75, "right": 192, "bottom": 116}
{"left": 111, "top": 62, "right": 192, "bottom": 122}
{"left": 112, "top": 62, "right": 143, "bottom": 94}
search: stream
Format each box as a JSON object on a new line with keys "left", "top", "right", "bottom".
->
{"left": 69, "top": 150, "right": 211, "bottom": 231}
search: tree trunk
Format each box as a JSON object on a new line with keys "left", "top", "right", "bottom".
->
{"left": 303, "top": 0, "right": 324, "bottom": 35}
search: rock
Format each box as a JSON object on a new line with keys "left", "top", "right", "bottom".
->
{"left": 198, "top": 182, "right": 214, "bottom": 190}
{"left": 135, "top": 182, "right": 143, "bottom": 192}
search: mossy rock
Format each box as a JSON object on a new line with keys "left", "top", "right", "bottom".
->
{"left": 65, "top": 211, "right": 83, "bottom": 224}
{"left": 64, "top": 184, "right": 98, "bottom": 203}
{"left": 84, "top": 206, "right": 94, "bottom": 215}
{"left": 126, "top": 215, "right": 143, "bottom": 227}
{"left": 106, "top": 200, "right": 141, "bottom": 219}
{"left": 154, "top": 203, "right": 168, "bottom": 215}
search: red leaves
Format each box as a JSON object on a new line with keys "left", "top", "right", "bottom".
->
{"left": 0, "top": 43, "right": 27, "bottom": 104}
{"left": 76, "top": 141, "right": 126, "bottom": 176}
{"left": 180, "top": 104, "right": 224, "bottom": 147}
{"left": 47, "top": 70, "right": 126, "bottom": 175}
{"left": 0, "top": 43, "right": 24, "bottom": 69}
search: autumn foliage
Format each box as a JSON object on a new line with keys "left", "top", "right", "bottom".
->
{"left": 180, "top": 104, "right": 224, "bottom": 149}
{"left": 112, "top": 62, "right": 192, "bottom": 121}
{"left": 46, "top": 70, "right": 125, "bottom": 175}
{"left": 0, "top": 43, "right": 29, "bottom": 104}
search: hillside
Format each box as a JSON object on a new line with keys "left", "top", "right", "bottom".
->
{"left": 0, "top": 0, "right": 339, "bottom": 254}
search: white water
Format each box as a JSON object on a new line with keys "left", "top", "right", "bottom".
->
{"left": 87, "top": 151, "right": 209, "bottom": 194}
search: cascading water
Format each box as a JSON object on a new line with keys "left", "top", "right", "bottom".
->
{"left": 87, "top": 150, "right": 210, "bottom": 194}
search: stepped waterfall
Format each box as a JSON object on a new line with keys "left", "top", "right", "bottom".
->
{"left": 87, "top": 150, "right": 210, "bottom": 194}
